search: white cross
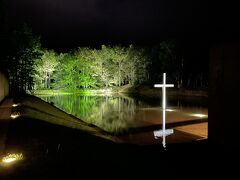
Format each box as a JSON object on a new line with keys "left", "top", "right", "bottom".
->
{"left": 153, "top": 73, "right": 174, "bottom": 149}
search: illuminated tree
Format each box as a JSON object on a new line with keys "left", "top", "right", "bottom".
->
{"left": 110, "top": 46, "right": 128, "bottom": 86}
{"left": 124, "top": 45, "right": 150, "bottom": 85}
{"left": 31, "top": 41, "right": 189, "bottom": 91}
{"left": 91, "top": 46, "right": 114, "bottom": 88}
{"left": 75, "top": 48, "right": 96, "bottom": 88}
{"left": 34, "top": 50, "right": 58, "bottom": 89}
{"left": 52, "top": 53, "right": 77, "bottom": 90}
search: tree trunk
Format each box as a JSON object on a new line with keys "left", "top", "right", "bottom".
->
{"left": 118, "top": 62, "right": 121, "bottom": 87}
{"left": 48, "top": 73, "right": 51, "bottom": 89}
{"left": 45, "top": 72, "right": 48, "bottom": 89}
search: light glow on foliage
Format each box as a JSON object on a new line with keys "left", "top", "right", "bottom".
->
{"left": 102, "top": 89, "right": 112, "bottom": 95}
{"left": 33, "top": 45, "right": 150, "bottom": 90}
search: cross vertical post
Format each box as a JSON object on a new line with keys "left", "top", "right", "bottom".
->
{"left": 153, "top": 73, "right": 174, "bottom": 149}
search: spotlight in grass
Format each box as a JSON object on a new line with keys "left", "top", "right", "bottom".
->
{"left": 10, "top": 112, "right": 20, "bottom": 119}
{"left": 191, "top": 113, "right": 208, "bottom": 118}
{"left": 2, "top": 153, "right": 23, "bottom": 164}
{"left": 12, "top": 103, "right": 20, "bottom": 107}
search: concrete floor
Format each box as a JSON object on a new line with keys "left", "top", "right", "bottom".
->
{"left": 0, "top": 98, "right": 13, "bottom": 157}
{"left": 176, "top": 122, "right": 208, "bottom": 139}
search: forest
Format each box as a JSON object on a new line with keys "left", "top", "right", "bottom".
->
{"left": 1, "top": 24, "right": 208, "bottom": 93}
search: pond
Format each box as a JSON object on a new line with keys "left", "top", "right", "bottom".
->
{"left": 38, "top": 94, "right": 208, "bottom": 136}
{"left": 0, "top": 94, "right": 209, "bottom": 178}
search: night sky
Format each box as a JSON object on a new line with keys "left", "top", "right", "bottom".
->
{"left": 6, "top": 0, "right": 208, "bottom": 50}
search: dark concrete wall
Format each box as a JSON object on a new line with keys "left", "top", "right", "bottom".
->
{"left": 0, "top": 71, "right": 9, "bottom": 102}
{"left": 209, "top": 43, "right": 240, "bottom": 147}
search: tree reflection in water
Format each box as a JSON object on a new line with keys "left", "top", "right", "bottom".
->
{"left": 39, "top": 95, "right": 207, "bottom": 135}
{"left": 40, "top": 95, "right": 141, "bottom": 134}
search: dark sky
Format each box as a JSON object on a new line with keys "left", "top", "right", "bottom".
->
{"left": 5, "top": 0, "right": 208, "bottom": 50}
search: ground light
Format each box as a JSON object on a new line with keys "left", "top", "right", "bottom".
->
{"left": 191, "top": 113, "right": 208, "bottom": 118}
{"left": 166, "top": 109, "right": 175, "bottom": 112}
{"left": 12, "top": 103, "right": 21, "bottom": 107}
{"left": 10, "top": 112, "right": 20, "bottom": 119}
{"left": 1, "top": 153, "right": 23, "bottom": 164}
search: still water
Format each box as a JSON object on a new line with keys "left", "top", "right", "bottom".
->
{"left": 38, "top": 94, "right": 208, "bottom": 134}
{"left": 0, "top": 94, "right": 208, "bottom": 178}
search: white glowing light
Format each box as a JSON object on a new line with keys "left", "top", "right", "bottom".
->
{"left": 191, "top": 114, "right": 208, "bottom": 118}
{"left": 12, "top": 103, "right": 20, "bottom": 107}
{"left": 154, "top": 73, "right": 174, "bottom": 148}
{"left": 2, "top": 157, "right": 16, "bottom": 163}
{"left": 166, "top": 109, "right": 174, "bottom": 112}
{"left": 154, "top": 129, "right": 174, "bottom": 139}
{"left": 154, "top": 73, "right": 174, "bottom": 110}
{"left": 10, "top": 113, "right": 20, "bottom": 119}
{"left": 2, "top": 153, "right": 23, "bottom": 164}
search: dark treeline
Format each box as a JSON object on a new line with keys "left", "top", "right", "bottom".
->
{"left": 0, "top": 0, "right": 42, "bottom": 92}
{"left": 1, "top": 23, "right": 208, "bottom": 92}
{"left": 0, "top": 24, "right": 42, "bottom": 92}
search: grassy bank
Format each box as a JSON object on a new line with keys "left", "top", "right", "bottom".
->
{"left": 31, "top": 85, "right": 208, "bottom": 98}
{"left": 119, "top": 85, "right": 208, "bottom": 98}
{"left": 31, "top": 89, "right": 116, "bottom": 96}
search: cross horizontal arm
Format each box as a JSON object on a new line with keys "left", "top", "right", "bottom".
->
{"left": 154, "top": 84, "right": 174, "bottom": 88}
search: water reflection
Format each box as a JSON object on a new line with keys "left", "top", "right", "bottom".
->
{"left": 40, "top": 95, "right": 139, "bottom": 133}
{"left": 38, "top": 95, "right": 208, "bottom": 134}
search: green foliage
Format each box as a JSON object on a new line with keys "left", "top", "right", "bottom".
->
{"left": 34, "top": 42, "right": 183, "bottom": 91}
{"left": 34, "top": 50, "right": 58, "bottom": 89}
{"left": 33, "top": 44, "right": 152, "bottom": 91}
{"left": 55, "top": 53, "right": 78, "bottom": 90}
{"left": 5, "top": 32, "right": 201, "bottom": 92}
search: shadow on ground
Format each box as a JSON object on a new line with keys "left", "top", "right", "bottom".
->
{"left": 0, "top": 117, "right": 239, "bottom": 179}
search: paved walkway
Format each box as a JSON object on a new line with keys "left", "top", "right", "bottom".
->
{"left": 119, "top": 122, "right": 208, "bottom": 145}
{"left": 176, "top": 122, "right": 208, "bottom": 139}
{"left": 0, "top": 98, "right": 14, "bottom": 156}
{"left": 0, "top": 98, "right": 13, "bottom": 120}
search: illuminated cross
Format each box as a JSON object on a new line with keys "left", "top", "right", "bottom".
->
{"left": 153, "top": 73, "right": 174, "bottom": 149}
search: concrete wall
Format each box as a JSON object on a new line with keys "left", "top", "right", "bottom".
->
{"left": 209, "top": 43, "right": 240, "bottom": 147}
{"left": 0, "top": 71, "right": 9, "bottom": 103}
